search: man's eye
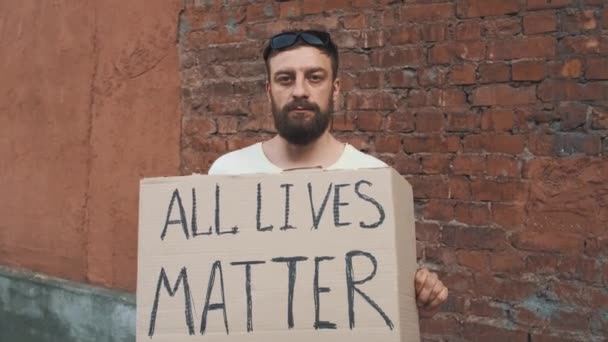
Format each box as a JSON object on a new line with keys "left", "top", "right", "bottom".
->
{"left": 310, "top": 74, "right": 323, "bottom": 82}
{"left": 277, "top": 76, "right": 292, "bottom": 83}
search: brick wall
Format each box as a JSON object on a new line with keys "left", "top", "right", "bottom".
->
{"left": 178, "top": 0, "right": 608, "bottom": 340}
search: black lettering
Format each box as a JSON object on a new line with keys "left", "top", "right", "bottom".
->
{"left": 333, "top": 183, "right": 351, "bottom": 227}
{"left": 345, "top": 250, "right": 393, "bottom": 330}
{"left": 148, "top": 267, "right": 194, "bottom": 337}
{"left": 213, "top": 184, "right": 238, "bottom": 235}
{"left": 308, "top": 182, "right": 333, "bottom": 230}
{"left": 355, "top": 180, "right": 386, "bottom": 229}
{"left": 314, "top": 256, "right": 337, "bottom": 330}
{"left": 191, "top": 188, "right": 212, "bottom": 236}
{"left": 201, "top": 261, "right": 230, "bottom": 335}
{"left": 161, "top": 189, "right": 189, "bottom": 240}
{"left": 280, "top": 183, "right": 296, "bottom": 230}
{"left": 231, "top": 261, "right": 266, "bottom": 333}
{"left": 256, "top": 183, "right": 273, "bottom": 232}
{"left": 271, "top": 256, "right": 309, "bottom": 329}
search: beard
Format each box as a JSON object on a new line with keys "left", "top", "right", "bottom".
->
{"left": 271, "top": 95, "right": 333, "bottom": 146}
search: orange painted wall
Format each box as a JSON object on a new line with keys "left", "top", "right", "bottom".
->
{"left": 0, "top": 0, "right": 182, "bottom": 292}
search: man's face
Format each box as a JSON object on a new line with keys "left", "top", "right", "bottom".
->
{"left": 266, "top": 46, "right": 340, "bottom": 145}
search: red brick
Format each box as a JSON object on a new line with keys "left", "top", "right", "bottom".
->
{"left": 370, "top": 47, "right": 425, "bottom": 67}
{"left": 525, "top": 254, "right": 559, "bottom": 274}
{"left": 553, "top": 58, "right": 583, "bottom": 78}
{"left": 416, "top": 222, "right": 440, "bottom": 243}
{"left": 342, "top": 13, "right": 367, "bottom": 29}
{"left": 324, "top": 0, "right": 350, "bottom": 11}
{"left": 447, "top": 136, "right": 463, "bottom": 153}
{"left": 359, "top": 30, "right": 385, "bottom": 49}
{"left": 447, "top": 112, "right": 480, "bottom": 132}
{"left": 183, "top": 117, "right": 217, "bottom": 137}
{"left": 421, "top": 22, "right": 447, "bottom": 42}
{"left": 418, "top": 66, "right": 448, "bottom": 87}
{"left": 512, "top": 231, "right": 584, "bottom": 254}
{"left": 330, "top": 113, "right": 355, "bottom": 132}
{"left": 487, "top": 36, "right": 556, "bottom": 60}
{"left": 512, "top": 60, "right": 545, "bottom": 81}
{"left": 559, "top": 36, "right": 602, "bottom": 55}
{"left": 456, "top": 250, "right": 489, "bottom": 271}
{"left": 490, "top": 252, "right": 525, "bottom": 273}
{"left": 430, "top": 42, "right": 486, "bottom": 64}
{"left": 471, "top": 179, "right": 529, "bottom": 202}
{"left": 346, "top": 92, "right": 396, "bottom": 110}
{"left": 455, "top": 202, "right": 491, "bottom": 225}
{"left": 420, "top": 316, "right": 463, "bottom": 336}
{"left": 481, "top": 109, "right": 515, "bottom": 131}
{"left": 449, "top": 176, "right": 472, "bottom": 200}
{"left": 428, "top": 89, "right": 468, "bottom": 108}
{"left": 527, "top": 0, "right": 572, "bottom": 10}
{"left": 486, "top": 135, "right": 526, "bottom": 154}
{"left": 301, "top": 0, "right": 323, "bottom": 14}
{"left": 555, "top": 133, "right": 602, "bottom": 155}
{"left": 586, "top": 57, "right": 608, "bottom": 80}
{"left": 558, "top": 102, "right": 588, "bottom": 131}
{"left": 415, "top": 108, "right": 444, "bottom": 133}
{"left": 246, "top": 3, "right": 276, "bottom": 21}
{"left": 387, "top": 111, "right": 415, "bottom": 132}
{"left": 374, "top": 135, "right": 402, "bottom": 153}
{"left": 453, "top": 155, "right": 486, "bottom": 176}
{"left": 358, "top": 70, "right": 382, "bottom": 89}
{"left": 340, "top": 52, "right": 369, "bottom": 70}
{"left": 538, "top": 80, "right": 607, "bottom": 101}
{"left": 421, "top": 155, "right": 452, "bottom": 174}
{"left": 468, "top": 299, "right": 507, "bottom": 318}
{"left": 561, "top": 10, "right": 598, "bottom": 33}
{"left": 487, "top": 156, "right": 520, "bottom": 178}
{"left": 457, "top": 0, "right": 520, "bottom": 18}
{"left": 393, "top": 154, "right": 421, "bottom": 174}
{"left": 492, "top": 203, "right": 525, "bottom": 226}
{"left": 403, "top": 135, "right": 449, "bottom": 153}
{"left": 386, "top": 69, "right": 417, "bottom": 88}
{"left": 481, "top": 17, "right": 522, "bottom": 37}
{"left": 216, "top": 116, "right": 239, "bottom": 134}
{"left": 523, "top": 12, "right": 557, "bottom": 34}
{"left": 400, "top": 3, "right": 454, "bottom": 21}
{"left": 603, "top": 9, "right": 608, "bottom": 29}
{"left": 441, "top": 225, "right": 507, "bottom": 250}
{"left": 473, "top": 85, "right": 537, "bottom": 106}
{"left": 591, "top": 106, "right": 608, "bottom": 129}
{"left": 380, "top": 8, "right": 398, "bottom": 27}
{"left": 279, "top": 1, "right": 301, "bottom": 18}
{"left": 423, "top": 199, "right": 454, "bottom": 221}
{"left": 388, "top": 26, "right": 421, "bottom": 45}
{"left": 478, "top": 62, "right": 510, "bottom": 83}
{"left": 357, "top": 111, "right": 384, "bottom": 131}
{"left": 456, "top": 21, "right": 482, "bottom": 41}
{"left": 449, "top": 63, "right": 476, "bottom": 85}
{"left": 407, "top": 175, "right": 450, "bottom": 199}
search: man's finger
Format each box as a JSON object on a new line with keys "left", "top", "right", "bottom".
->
{"left": 415, "top": 268, "right": 429, "bottom": 295}
{"left": 417, "top": 272, "right": 438, "bottom": 306}
{"left": 426, "top": 280, "right": 445, "bottom": 305}
{"left": 426, "top": 287, "right": 448, "bottom": 310}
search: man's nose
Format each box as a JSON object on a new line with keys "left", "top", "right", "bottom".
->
{"left": 291, "top": 76, "right": 309, "bottom": 99}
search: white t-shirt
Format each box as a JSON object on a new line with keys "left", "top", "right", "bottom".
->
{"left": 208, "top": 142, "right": 387, "bottom": 175}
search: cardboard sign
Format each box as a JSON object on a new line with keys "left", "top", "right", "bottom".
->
{"left": 136, "top": 167, "right": 420, "bottom": 342}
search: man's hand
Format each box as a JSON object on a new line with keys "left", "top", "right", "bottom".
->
{"left": 415, "top": 268, "right": 448, "bottom": 318}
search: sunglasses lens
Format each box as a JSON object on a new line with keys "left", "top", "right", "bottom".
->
{"left": 300, "top": 32, "right": 325, "bottom": 46}
{"left": 271, "top": 33, "right": 298, "bottom": 49}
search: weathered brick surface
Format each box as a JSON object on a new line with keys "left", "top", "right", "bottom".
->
{"left": 179, "top": 1, "right": 608, "bottom": 340}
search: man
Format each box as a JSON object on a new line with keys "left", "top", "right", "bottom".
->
{"left": 209, "top": 30, "right": 448, "bottom": 318}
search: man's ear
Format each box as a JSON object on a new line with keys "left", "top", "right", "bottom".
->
{"left": 332, "top": 77, "right": 341, "bottom": 102}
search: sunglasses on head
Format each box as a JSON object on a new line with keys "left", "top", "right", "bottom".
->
{"left": 269, "top": 30, "right": 331, "bottom": 50}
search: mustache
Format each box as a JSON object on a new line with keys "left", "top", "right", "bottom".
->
{"left": 283, "top": 99, "right": 320, "bottom": 112}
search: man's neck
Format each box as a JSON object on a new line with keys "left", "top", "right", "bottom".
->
{"left": 262, "top": 131, "right": 345, "bottom": 170}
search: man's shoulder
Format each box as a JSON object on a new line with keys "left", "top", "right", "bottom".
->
{"left": 208, "top": 143, "right": 263, "bottom": 175}
{"left": 329, "top": 144, "right": 388, "bottom": 170}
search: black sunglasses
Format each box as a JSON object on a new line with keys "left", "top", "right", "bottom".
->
{"left": 269, "top": 30, "right": 331, "bottom": 50}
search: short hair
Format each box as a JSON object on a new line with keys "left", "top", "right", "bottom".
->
{"left": 262, "top": 30, "right": 340, "bottom": 80}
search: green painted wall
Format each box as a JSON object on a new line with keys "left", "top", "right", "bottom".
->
{"left": 0, "top": 266, "right": 135, "bottom": 342}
